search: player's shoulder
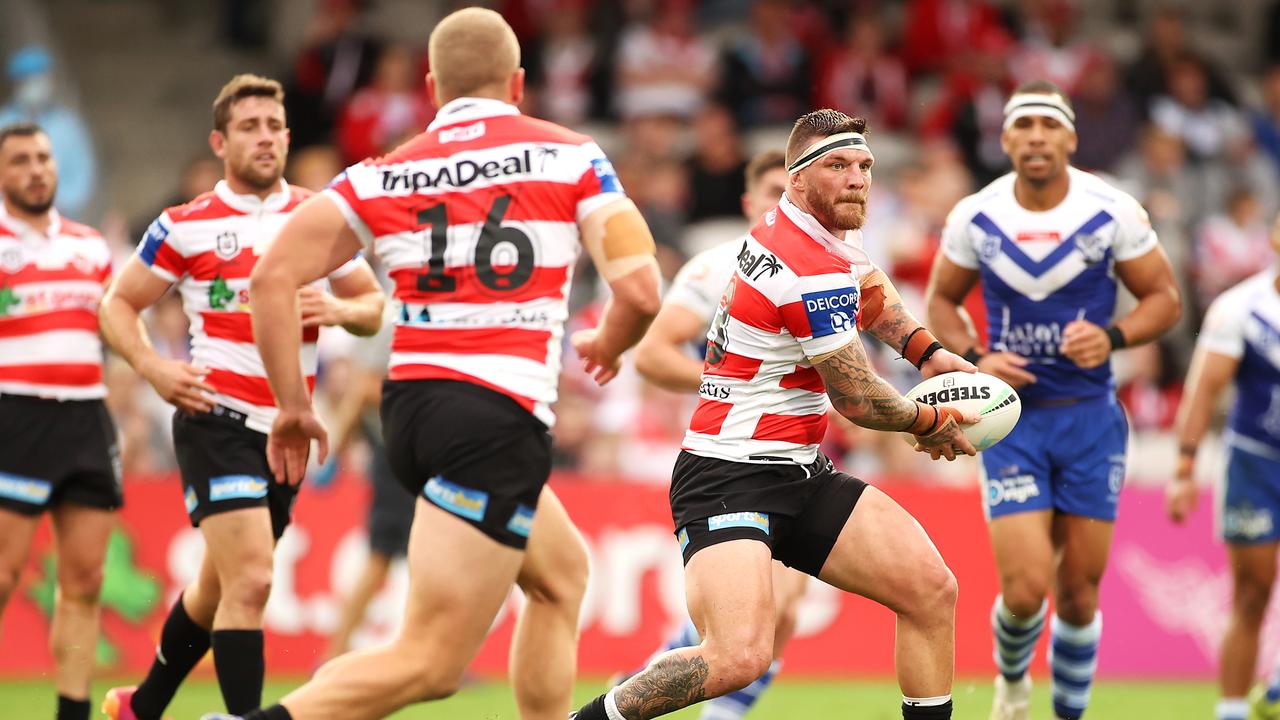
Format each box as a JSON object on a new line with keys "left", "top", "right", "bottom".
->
{"left": 1216, "top": 269, "right": 1278, "bottom": 311}
{"left": 688, "top": 236, "right": 746, "bottom": 269}
{"left": 164, "top": 189, "right": 238, "bottom": 223}
{"left": 1069, "top": 166, "right": 1148, "bottom": 219}
{"left": 56, "top": 217, "right": 103, "bottom": 241}
{"left": 501, "top": 114, "right": 595, "bottom": 147}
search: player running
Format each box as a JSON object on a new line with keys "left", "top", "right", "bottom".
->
{"left": 925, "top": 80, "right": 1181, "bottom": 720}
{"left": 573, "top": 108, "right": 976, "bottom": 720}
{"left": 1168, "top": 211, "right": 1280, "bottom": 720}
{"left": 212, "top": 9, "right": 661, "bottom": 720}
{"left": 99, "top": 75, "right": 383, "bottom": 720}
{"left": 624, "top": 149, "right": 802, "bottom": 720}
{"left": 0, "top": 122, "right": 119, "bottom": 720}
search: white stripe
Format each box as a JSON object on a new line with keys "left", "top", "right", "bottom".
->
{"left": 193, "top": 336, "right": 319, "bottom": 377}
{"left": 390, "top": 351, "right": 555, "bottom": 403}
{"left": 321, "top": 190, "right": 375, "bottom": 247}
{"left": 344, "top": 141, "right": 601, "bottom": 199}
{"left": 7, "top": 278, "right": 104, "bottom": 297}
{"left": 0, "top": 330, "right": 103, "bottom": 364}
{"left": 397, "top": 296, "right": 570, "bottom": 330}
{"left": 682, "top": 433, "right": 820, "bottom": 464}
{"left": 0, "top": 381, "right": 105, "bottom": 400}
{"left": 213, "top": 394, "right": 276, "bottom": 434}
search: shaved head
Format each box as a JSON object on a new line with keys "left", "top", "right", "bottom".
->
{"left": 428, "top": 7, "right": 521, "bottom": 101}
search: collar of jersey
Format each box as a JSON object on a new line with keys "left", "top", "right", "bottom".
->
{"left": 0, "top": 201, "right": 61, "bottom": 240}
{"left": 214, "top": 179, "right": 291, "bottom": 214}
{"left": 776, "top": 192, "right": 875, "bottom": 272}
{"left": 428, "top": 97, "right": 520, "bottom": 132}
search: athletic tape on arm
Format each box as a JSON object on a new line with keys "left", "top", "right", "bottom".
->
{"left": 582, "top": 198, "right": 659, "bottom": 281}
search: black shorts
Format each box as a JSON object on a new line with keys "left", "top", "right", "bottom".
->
{"left": 0, "top": 395, "right": 122, "bottom": 515}
{"left": 669, "top": 451, "right": 867, "bottom": 576}
{"left": 381, "top": 379, "right": 552, "bottom": 550}
{"left": 367, "top": 435, "right": 414, "bottom": 558}
{"left": 172, "top": 407, "right": 297, "bottom": 539}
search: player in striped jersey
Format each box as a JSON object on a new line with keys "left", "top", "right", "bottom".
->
{"left": 99, "top": 76, "right": 383, "bottom": 720}
{"left": 216, "top": 10, "right": 661, "bottom": 720}
{"left": 0, "top": 122, "right": 119, "bottom": 720}
{"left": 926, "top": 81, "right": 1181, "bottom": 720}
{"left": 1170, "top": 217, "right": 1280, "bottom": 720}
{"left": 574, "top": 110, "right": 976, "bottom": 720}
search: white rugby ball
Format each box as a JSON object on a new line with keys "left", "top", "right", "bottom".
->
{"left": 901, "top": 371, "right": 1021, "bottom": 451}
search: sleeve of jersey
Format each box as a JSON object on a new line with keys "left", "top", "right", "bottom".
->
{"left": 322, "top": 167, "right": 377, "bottom": 248}
{"left": 135, "top": 213, "right": 185, "bottom": 282}
{"left": 665, "top": 253, "right": 723, "bottom": 321}
{"left": 1112, "top": 194, "right": 1160, "bottom": 262}
{"left": 939, "top": 203, "right": 980, "bottom": 269}
{"left": 776, "top": 275, "right": 862, "bottom": 358}
{"left": 574, "top": 142, "right": 627, "bottom": 223}
{"left": 327, "top": 251, "right": 368, "bottom": 280}
{"left": 1196, "top": 290, "right": 1246, "bottom": 359}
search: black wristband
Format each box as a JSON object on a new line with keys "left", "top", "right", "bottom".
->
{"left": 962, "top": 347, "right": 983, "bottom": 364}
{"left": 915, "top": 342, "right": 945, "bottom": 369}
{"left": 1105, "top": 326, "right": 1127, "bottom": 350}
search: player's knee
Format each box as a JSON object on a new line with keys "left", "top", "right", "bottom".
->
{"left": 222, "top": 566, "right": 273, "bottom": 611}
{"left": 407, "top": 665, "right": 464, "bottom": 702}
{"left": 715, "top": 644, "right": 772, "bottom": 691}
{"left": 903, "top": 561, "right": 958, "bottom": 620}
{"left": 522, "top": 541, "right": 589, "bottom": 609}
{"left": 1002, "top": 575, "right": 1051, "bottom": 617}
{"left": 1054, "top": 584, "right": 1099, "bottom": 625}
{"left": 57, "top": 565, "right": 105, "bottom": 604}
{"left": 1233, "top": 575, "right": 1274, "bottom": 621}
{"left": 0, "top": 566, "right": 21, "bottom": 607}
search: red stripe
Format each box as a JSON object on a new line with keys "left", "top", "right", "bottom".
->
{"left": 187, "top": 249, "right": 258, "bottom": 282}
{"left": 151, "top": 243, "right": 188, "bottom": 277}
{"left": 778, "top": 365, "right": 826, "bottom": 393}
{"left": 0, "top": 309, "right": 99, "bottom": 337}
{"left": 725, "top": 276, "right": 782, "bottom": 333}
{"left": 200, "top": 312, "right": 320, "bottom": 344}
{"left": 374, "top": 117, "right": 591, "bottom": 164}
{"left": 689, "top": 399, "right": 733, "bottom": 435}
{"left": 0, "top": 363, "right": 102, "bottom": 386}
{"left": 392, "top": 326, "right": 550, "bottom": 363}
{"left": 750, "top": 412, "right": 827, "bottom": 445}
{"left": 385, "top": 363, "right": 537, "bottom": 414}
{"left": 58, "top": 220, "right": 104, "bottom": 239}
{"left": 2, "top": 264, "right": 109, "bottom": 284}
{"left": 777, "top": 300, "right": 812, "bottom": 339}
{"left": 166, "top": 192, "right": 243, "bottom": 222}
{"left": 205, "top": 368, "right": 316, "bottom": 407}
{"left": 389, "top": 265, "right": 568, "bottom": 306}
{"left": 704, "top": 351, "right": 762, "bottom": 381}
{"left": 750, "top": 213, "right": 852, "bottom": 277}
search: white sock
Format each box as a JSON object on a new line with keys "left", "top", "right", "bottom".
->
{"left": 903, "top": 694, "right": 952, "bottom": 706}
{"left": 604, "top": 687, "right": 627, "bottom": 720}
{"left": 1216, "top": 697, "right": 1248, "bottom": 720}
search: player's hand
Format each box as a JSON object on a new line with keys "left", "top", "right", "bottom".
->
{"left": 298, "top": 286, "right": 346, "bottom": 328}
{"left": 1061, "top": 320, "right": 1111, "bottom": 369}
{"left": 571, "top": 328, "right": 622, "bottom": 385}
{"left": 976, "top": 352, "right": 1037, "bottom": 388}
{"left": 920, "top": 348, "right": 977, "bottom": 379}
{"left": 267, "top": 407, "right": 329, "bottom": 486}
{"left": 140, "top": 357, "right": 215, "bottom": 414}
{"left": 1165, "top": 476, "right": 1199, "bottom": 523}
{"left": 912, "top": 406, "right": 979, "bottom": 461}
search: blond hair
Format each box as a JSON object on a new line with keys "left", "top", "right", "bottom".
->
{"left": 428, "top": 8, "right": 520, "bottom": 100}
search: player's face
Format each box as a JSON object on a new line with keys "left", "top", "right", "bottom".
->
{"left": 0, "top": 132, "right": 58, "bottom": 216}
{"left": 1001, "top": 114, "right": 1077, "bottom": 185}
{"left": 216, "top": 96, "right": 289, "bottom": 191}
{"left": 796, "top": 148, "right": 872, "bottom": 231}
{"left": 742, "top": 166, "right": 789, "bottom": 222}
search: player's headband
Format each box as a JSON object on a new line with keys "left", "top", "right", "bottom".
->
{"left": 1002, "top": 93, "right": 1076, "bottom": 133}
{"left": 787, "top": 132, "right": 874, "bottom": 175}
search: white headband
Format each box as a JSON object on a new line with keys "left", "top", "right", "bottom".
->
{"left": 1002, "top": 93, "right": 1076, "bottom": 132}
{"left": 787, "top": 132, "right": 874, "bottom": 175}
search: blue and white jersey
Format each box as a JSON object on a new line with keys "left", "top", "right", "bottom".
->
{"left": 1198, "top": 269, "right": 1280, "bottom": 458}
{"left": 941, "top": 167, "right": 1159, "bottom": 402}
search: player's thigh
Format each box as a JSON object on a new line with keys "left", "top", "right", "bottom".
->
{"left": 198, "top": 506, "right": 276, "bottom": 577}
{"left": 771, "top": 562, "right": 807, "bottom": 616}
{"left": 816, "top": 485, "right": 956, "bottom": 617}
{"left": 516, "top": 486, "right": 589, "bottom": 605}
{"left": 399, "top": 497, "right": 524, "bottom": 667}
{"left": 1050, "top": 513, "right": 1114, "bottom": 588}
{"left": 0, "top": 507, "right": 40, "bottom": 593}
{"left": 685, "top": 539, "right": 775, "bottom": 654}
{"left": 988, "top": 510, "right": 1055, "bottom": 584}
{"left": 1227, "top": 541, "right": 1279, "bottom": 602}
{"left": 49, "top": 503, "right": 115, "bottom": 597}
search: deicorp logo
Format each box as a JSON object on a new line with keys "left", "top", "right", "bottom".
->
{"left": 802, "top": 286, "right": 859, "bottom": 338}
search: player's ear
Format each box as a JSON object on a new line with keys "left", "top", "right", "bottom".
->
{"left": 209, "top": 129, "right": 227, "bottom": 160}
{"left": 510, "top": 68, "right": 525, "bottom": 106}
{"left": 1066, "top": 130, "right": 1079, "bottom": 156}
{"left": 426, "top": 73, "right": 440, "bottom": 109}
{"left": 999, "top": 128, "right": 1012, "bottom": 157}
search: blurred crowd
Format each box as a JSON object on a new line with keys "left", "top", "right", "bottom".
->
{"left": 6, "top": 0, "right": 1280, "bottom": 484}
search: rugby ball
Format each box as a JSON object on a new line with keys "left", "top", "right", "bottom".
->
{"left": 901, "top": 371, "right": 1021, "bottom": 451}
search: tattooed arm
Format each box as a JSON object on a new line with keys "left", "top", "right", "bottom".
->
{"left": 860, "top": 268, "right": 975, "bottom": 379}
{"left": 812, "top": 333, "right": 977, "bottom": 460}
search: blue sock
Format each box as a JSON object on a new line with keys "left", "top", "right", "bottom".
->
{"left": 1049, "top": 613, "right": 1102, "bottom": 719}
{"left": 992, "top": 595, "right": 1047, "bottom": 681}
{"left": 1268, "top": 659, "right": 1280, "bottom": 702}
{"left": 698, "top": 660, "right": 781, "bottom": 720}
{"left": 1216, "top": 698, "right": 1248, "bottom": 720}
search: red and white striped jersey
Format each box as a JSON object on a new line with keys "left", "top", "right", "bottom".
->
{"left": 324, "top": 97, "right": 627, "bottom": 427}
{"left": 0, "top": 206, "right": 111, "bottom": 399}
{"left": 683, "top": 194, "right": 870, "bottom": 464}
{"left": 137, "top": 180, "right": 364, "bottom": 433}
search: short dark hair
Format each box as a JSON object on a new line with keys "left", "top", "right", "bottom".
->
{"left": 212, "top": 74, "right": 285, "bottom": 133}
{"left": 785, "top": 109, "right": 869, "bottom": 169}
{"left": 1011, "top": 79, "right": 1073, "bottom": 113}
{"left": 744, "top": 149, "right": 786, "bottom": 190}
{"left": 0, "top": 122, "right": 45, "bottom": 154}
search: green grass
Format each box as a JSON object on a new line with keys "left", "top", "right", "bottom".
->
{"left": 0, "top": 677, "right": 1216, "bottom": 719}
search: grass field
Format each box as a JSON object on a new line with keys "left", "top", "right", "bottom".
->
{"left": 0, "top": 677, "right": 1216, "bottom": 719}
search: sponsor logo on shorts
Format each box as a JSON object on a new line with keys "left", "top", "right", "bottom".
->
{"left": 707, "top": 511, "right": 770, "bottom": 534}
{"left": 424, "top": 476, "right": 488, "bottom": 522}
{"left": 987, "top": 474, "right": 1040, "bottom": 506}
{"left": 802, "top": 287, "right": 859, "bottom": 338}
{"left": 1224, "top": 504, "right": 1275, "bottom": 540}
{"left": 678, "top": 528, "right": 690, "bottom": 553}
{"left": 184, "top": 487, "right": 199, "bottom": 513}
{"left": 208, "top": 475, "right": 269, "bottom": 502}
{"left": 0, "top": 472, "right": 51, "bottom": 505}
{"left": 506, "top": 504, "right": 536, "bottom": 538}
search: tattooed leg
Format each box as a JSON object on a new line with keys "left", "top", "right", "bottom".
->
{"left": 611, "top": 649, "right": 711, "bottom": 719}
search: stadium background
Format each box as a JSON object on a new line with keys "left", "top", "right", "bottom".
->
{"left": 2, "top": 0, "right": 1280, "bottom": 716}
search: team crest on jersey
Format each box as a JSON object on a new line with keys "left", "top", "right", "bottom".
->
{"left": 978, "top": 234, "right": 1002, "bottom": 263}
{"left": 215, "top": 231, "right": 239, "bottom": 259}
{"left": 0, "top": 247, "right": 23, "bottom": 272}
{"left": 1075, "top": 233, "right": 1107, "bottom": 265}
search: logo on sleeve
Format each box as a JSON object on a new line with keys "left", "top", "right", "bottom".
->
{"left": 802, "top": 287, "right": 859, "bottom": 338}
{"left": 591, "top": 157, "right": 623, "bottom": 194}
